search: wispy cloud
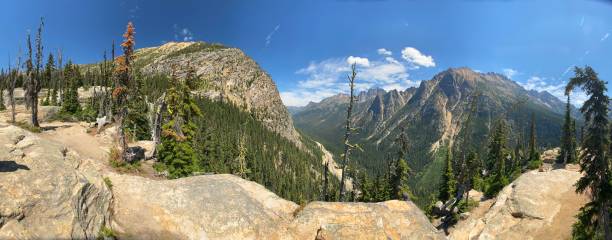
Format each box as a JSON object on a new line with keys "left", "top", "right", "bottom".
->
{"left": 579, "top": 16, "right": 585, "bottom": 27}
{"left": 502, "top": 68, "right": 518, "bottom": 79}
{"left": 173, "top": 24, "right": 194, "bottom": 41}
{"left": 281, "top": 49, "right": 424, "bottom": 106}
{"left": 377, "top": 48, "right": 392, "bottom": 56}
{"left": 601, "top": 33, "right": 610, "bottom": 42}
{"left": 519, "top": 76, "right": 587, "bottom": 106}
{"left": 265, "top": 25, "right": 280, "bottom": 47}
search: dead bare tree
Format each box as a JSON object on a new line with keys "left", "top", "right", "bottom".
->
{"left": 339, "top": 63, "right": 358, "bottom": 202}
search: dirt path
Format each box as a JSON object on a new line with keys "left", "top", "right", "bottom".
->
{"left": 38, "top": 121, "right": 111, "bottom": 162}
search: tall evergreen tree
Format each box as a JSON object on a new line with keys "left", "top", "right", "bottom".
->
{"left": 42, "top": 53, "right": 55, "bottom": 106}
{"left": 158, "top": 69, "right": 202, "bottom": 178}
{"left": 558, "top": 95, "right": 578, "bottom": 164}
{"left": 60, "top": 62, "right": 81, "bottom": 114}
{"left": 566, "top": 66, "right": 611, "bottom": 239}
{"left": 484, "top": 119, "right": 510, "bottom": 197}
{"left": 439, "top": 147, "right": 456, "bottom": 202}
{"left": 527, "top": 113, "right": 541, "bottom": 169}
{"left": 390, "top": 126, "right": 413, "bottom": 200}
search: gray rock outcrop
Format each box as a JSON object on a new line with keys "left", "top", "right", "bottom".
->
{"left": 449, "top": 168, "right": 588, "bottom": 240}
{"left": 0, "top": 123, "right": 112, "bottom": 239}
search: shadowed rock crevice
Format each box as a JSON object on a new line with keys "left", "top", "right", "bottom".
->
{"left": 0, "top": 161, "right": 29, "bottom": 172}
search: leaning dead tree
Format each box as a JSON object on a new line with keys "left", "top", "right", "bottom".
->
{"left": 339, "top": 63, "right": 358, "bottom": 202}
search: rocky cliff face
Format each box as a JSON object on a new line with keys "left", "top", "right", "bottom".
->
{"left": 133, "top": 42, "right": 302, "bottom": 147}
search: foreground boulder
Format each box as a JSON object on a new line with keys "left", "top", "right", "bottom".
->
{"left": 449, "top": 168, "right": 588, "bottom": 240}
{"left": 109, "top": 173, "right": 445, "bottom": 240}
{"left": 0, "top": 123, "right": 112, "bottom": 239}
{"left": 293, "top": 200, "right": 443, "bottom": 239}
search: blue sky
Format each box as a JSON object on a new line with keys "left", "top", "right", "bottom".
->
{"left": 1, "top": 0, "right": 611, "bottom": 106}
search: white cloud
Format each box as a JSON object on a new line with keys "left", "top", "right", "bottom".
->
{"left": 377, "top": 48, "right": 392, "bottom": 56}
{"left": 281, "top": 51, "right": 421, "bottom": 106}
{"left": 265, "top": 25, "right": 280, "bottom": 47}
{"left": 401, "top": 47, "right": 435, "bottom": 68}
{"left": 502, "top": 68, "right": 518, "bottom": 79}
{"left": 347, "top": 56, "right": 370, "bottom": 67}
{"left": 519, "top": 76, "right": 586, "bottom": 106}
{"left": 601, "top": 33, "right": 610, "bottom": 42}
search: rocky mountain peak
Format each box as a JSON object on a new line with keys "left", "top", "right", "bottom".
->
{"left": 130, "top": 41, "right": 304, "bottom": 147}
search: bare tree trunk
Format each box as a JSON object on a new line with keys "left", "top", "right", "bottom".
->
{"left": 31, "top": 98, "right": 39, "bottom": 127}
{"left": 152, "top": 94, "right": 166, "bottom": 145}
{"left": 339, "top": 64, "right": 357, "bottom": 202}
{"left": 116, "top": 105, "right": 128, "bottom": 161}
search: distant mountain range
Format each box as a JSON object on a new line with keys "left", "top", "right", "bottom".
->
{"left": 291, "top": 67, "right": 576, "bottom": 204}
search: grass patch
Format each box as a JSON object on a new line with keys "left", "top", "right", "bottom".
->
{"left": 13, "top": 121, "right": 41, "bottom": 133}
{"left": 103, "top": 177, "right": 113, "bottom": 190}
{"left": 458, "top": 199, "right": 480, "bottom": 213}
{"left": 97, "top": 226, "right": 116, "bottom": 240}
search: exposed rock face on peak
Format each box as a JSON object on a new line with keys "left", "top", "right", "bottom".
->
{"left": 94, "top": 41, "right": 303, "bottom": 147}
{"left": 0, "top": 123, "right": 112, "bottom": 239}
{"left": 449, "top": 168, "right": 588, "bottom": 240}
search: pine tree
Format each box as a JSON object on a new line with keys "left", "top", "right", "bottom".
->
{"left": 484, "top": 119, "right": 510, "bottom": 197}
{"left": 527, "top": 113, "right": 541, "bottom": 169}
{"left": 393, "top": 158, "right": 412, "bottom": 200}
{"left": 124, "top": 70, "right": 150, "bottom": 140}
{"left": 233, "top": 128, "right": 251, "bottom": 179}
{"left": 558, "top": 95, "right": 577, "bottom": 164}
{"left": 439, "top": 147, "right": 457, "bottom": 202}
{"left": 158, "top": 69, "right": 202, "bottom": 178}
{"left": 566, "top": 66, "right": 611, "bottom": 239}
{"left": 61, "top": 62, "right": 81, "bottom": 114}
{"left": 390, "top": 126, "right": 413, "bottom": 200}
{"left": 42, "top": 54, "right": 55, "bottom": 106}
{"left": 113, "top": 22, "right": 135, "bottom": 161}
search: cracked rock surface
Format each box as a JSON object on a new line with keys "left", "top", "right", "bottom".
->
{"left": 0, "top": 123, "right": 112, "bottom": 239}
{"left": 449, "top": 169, "right": 588, "bottom": 240}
